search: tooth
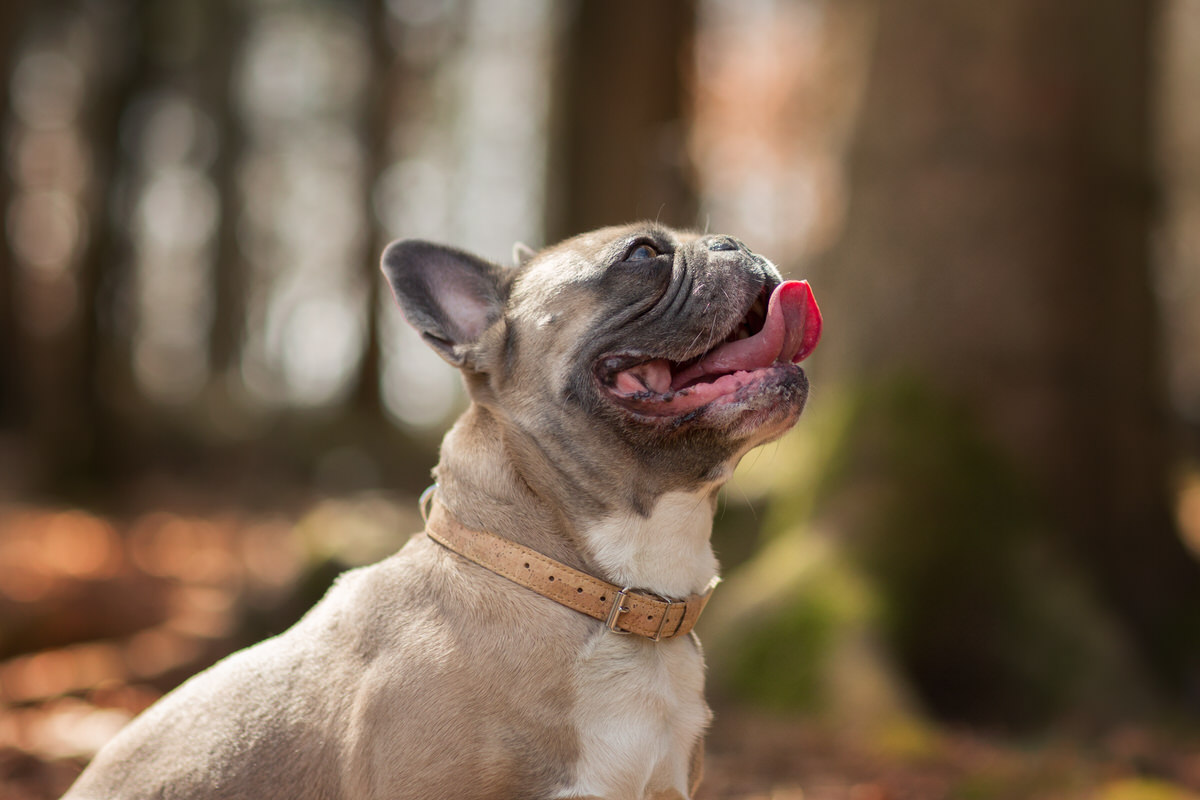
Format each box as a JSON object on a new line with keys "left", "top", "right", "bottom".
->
{"left": 615, "top": 371, "right": 644, "bottom": 395}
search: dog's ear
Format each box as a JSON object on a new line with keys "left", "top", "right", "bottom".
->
{"left": 381, "top": 240, "right": 508, "bottom": 368}
{"left": 512, "top": 242, "right": 537, "bottom": 266}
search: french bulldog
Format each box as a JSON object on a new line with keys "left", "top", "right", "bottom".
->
{"left": 63, "top": 222, "right": 822, "bottom": 800}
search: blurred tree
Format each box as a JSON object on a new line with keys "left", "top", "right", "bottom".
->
{"left": 54, "top": 0, "right": 147, "bottom": 486}
{"left": 0, "top": 0, "right": 457, "bottom": 498}
{"left": 0, "top": 0, "right": 34, "bottom": 433}
{"left": 810, "top": 0, "right": 1200, "bottom": 723}
{"left": 1158, "top": 0, "right": 1200, "bottom": 458}
{"left": 708, "top": 0, "right": 1200, "bottom": 731}
{"left": 204, "top": 0, "right": 249, "bottom": 411}
{"left": 545, "top": 0, "right": 698, "bottom": 241}
{"left": 350, "top": 0, "right": 396, "bottom": 419}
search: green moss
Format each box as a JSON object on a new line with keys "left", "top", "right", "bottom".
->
{"left": 1098, "top": 779, "right": 1200, "bottom": 800}
{"left": 702, "top": 530, "right": 892, "bottom": 717}
{"left": 725, "top": 581, "right": 838, "bottom": 710}
{"left": 824, "top": 377, "right": 1149, "bottom": 726}
{"left": 709, "top": 372, "right": 1152, "bottom": 728}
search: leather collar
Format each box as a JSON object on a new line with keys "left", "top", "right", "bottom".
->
{"left": 423, "top": 498, "right": 718, "bottom": 642}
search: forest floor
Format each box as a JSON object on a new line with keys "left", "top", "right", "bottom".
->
{"left": 4, "top": 700, "right": 1200, "bottom": 800}
{"left": 698, "top": 708, "right": 1200, "bottom": 800}
{"left": 2, "top": 497, "right": 1199, "bottom": 800}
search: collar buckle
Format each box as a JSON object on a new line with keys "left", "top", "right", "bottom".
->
{"left": 606, "top": 587, "right": 680, "bottom": 641}
{"left": 650, "top": 597, "right": 679, "bottom": 642}
{"left": 605, "top": 587, "right": 634, "bottom": 635}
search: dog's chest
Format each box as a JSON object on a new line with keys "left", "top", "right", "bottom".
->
{"left": 556, "top": 632, "right": 709, "bottom": 800}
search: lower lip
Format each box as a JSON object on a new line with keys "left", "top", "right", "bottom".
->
{"left": 602, "top": 362, "right": 806, "bottom": 419}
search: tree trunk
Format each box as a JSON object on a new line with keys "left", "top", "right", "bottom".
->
{"left": 350, "top": 0, "right": 395, "bottom": 419}
{"left": 0, "top": 0, "right": 34, "bottom": 432}
{"left": 815, "top": 0, "right": 1200, "bottom": 720}
{"left": 68, "top": 0, "right": 148, "bottom": 486}
{"left": 204, "top": 0, "right": 248, "bottom": 404}
{"left": 544, "top": 0, "right": 698, "bottom": 243}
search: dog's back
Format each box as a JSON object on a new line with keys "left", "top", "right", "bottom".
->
{"left": 65, "top": 537, "right": 592, "bottom": 800}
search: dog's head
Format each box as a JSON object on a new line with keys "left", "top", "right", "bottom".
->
{"left": 382, "top": 223, "right": 821, "bottom": 510}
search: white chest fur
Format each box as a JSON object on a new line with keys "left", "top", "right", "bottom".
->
{"left": 556, "top": 632, "right": 710, "bottom": 799}
{"left": 579, "top": 489, "right": 718, "bottom": 599}
{"left": 557, "top": 489, "right": 719, "bottom": 798}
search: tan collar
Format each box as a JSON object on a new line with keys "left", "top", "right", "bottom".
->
{"left": 424, "top": 498, "right": 718, "bottom": 642}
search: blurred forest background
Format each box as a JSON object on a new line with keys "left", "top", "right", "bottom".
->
{"left": 3, "top": 0, "right": 1200, "bottom": 798}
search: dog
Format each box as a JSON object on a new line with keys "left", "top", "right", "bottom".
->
{"left": 63, "top": 223, "right": 822, "bottom": 800}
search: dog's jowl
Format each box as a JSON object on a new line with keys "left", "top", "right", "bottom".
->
{"left": 63, "top": 223, "right": 823, "bottom": 800}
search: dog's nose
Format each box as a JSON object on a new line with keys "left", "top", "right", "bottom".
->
{"left": 705, "top": 235, "right": 741, "bottom": 252}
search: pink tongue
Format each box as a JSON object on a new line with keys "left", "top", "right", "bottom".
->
{"left": 669, "top": 280, "right": 822, "bottom": 390}
{"left": 610, "top": 281, "right": 823, "bottom": 399}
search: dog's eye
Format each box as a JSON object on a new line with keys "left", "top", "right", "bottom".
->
{"left": 628, "top": 244, "right": 658, "bottom": 261}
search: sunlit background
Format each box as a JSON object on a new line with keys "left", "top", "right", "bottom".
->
{"left": 3, "top": 1, "right": 1200, "bottom": 798}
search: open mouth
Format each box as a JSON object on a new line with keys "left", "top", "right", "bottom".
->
{"left": 596, "top": 280, "right": 823, "bottom": 417}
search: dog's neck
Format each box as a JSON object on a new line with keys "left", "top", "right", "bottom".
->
{"left": 577, "top": 491, "right": 718, "bottom": 599}
{"left": 433, "top": 404, "right": 720, "bottom": 599}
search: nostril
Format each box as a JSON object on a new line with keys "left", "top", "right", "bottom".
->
{"left": 707, "top": 236, "right": 739, "bottom": 252}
